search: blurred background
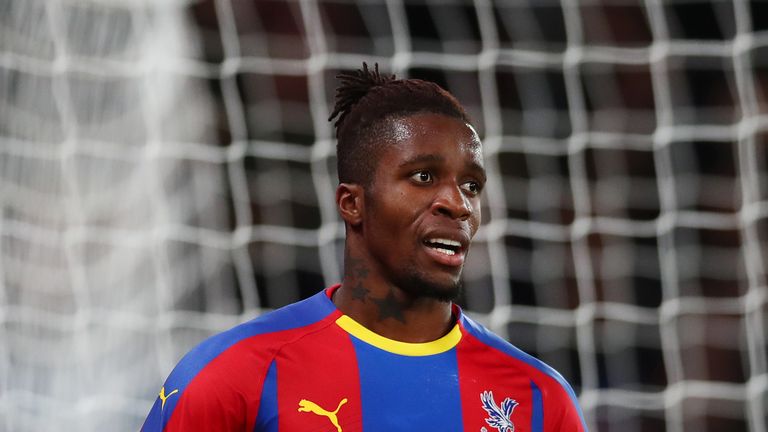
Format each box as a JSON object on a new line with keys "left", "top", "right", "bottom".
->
{"left": 1, "top": 0, "right": 767, "bottom": 430}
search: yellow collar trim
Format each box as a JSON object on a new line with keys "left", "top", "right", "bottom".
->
{"left": 335, "top": 315, "right": 462, "bottom": 356}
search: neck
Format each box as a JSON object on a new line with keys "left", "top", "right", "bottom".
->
{"left": 333, "top": 252, "right": 455, "bottom": 344}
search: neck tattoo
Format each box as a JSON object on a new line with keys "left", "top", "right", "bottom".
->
{"left": 345, "top": 257, "right": 406, "bottom": 324}
{"left": 370, "top": 289, "right": 406, "bottom": 324}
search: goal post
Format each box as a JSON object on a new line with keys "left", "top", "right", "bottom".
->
{"left": 1, "top": 0, "right": 767, "bottom": 431}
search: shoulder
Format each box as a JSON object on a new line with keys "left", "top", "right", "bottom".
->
{"left": 459, "top": 314, "right": 568, "bottom": 387}
{"left": 459, "top": 313, "right": 587, "bottom": 431}
{"left": 142, "top": 289, "right": 339, "bottom": 431}
{"left": 173, "top": 288, "right": 338, "bottom": 382}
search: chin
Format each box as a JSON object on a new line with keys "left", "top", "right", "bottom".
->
{"left": 423, "top": 283, "right": 462, "bottom": 302}
{"left": 397, "top": 265, "right": 463, "bottom": 302}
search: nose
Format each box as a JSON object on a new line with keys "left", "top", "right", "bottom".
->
{"left": 431, "top": 183, "right": 471, "bottom": 221}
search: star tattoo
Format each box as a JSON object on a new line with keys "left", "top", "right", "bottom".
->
{"left": 355, "top": 266, "right": 370, "bottom": 279}
{"left": 351, "top": 281, "right": 369, "bottom": 303}
{"left": 346, "top": 257, "right": 370, "bottom": 279}
{"left": 371, "top": 291, "right": 406, "bottom": 324}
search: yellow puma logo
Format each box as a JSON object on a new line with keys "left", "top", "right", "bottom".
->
{"left": 298, "top": 398, "right": 348, "bottom": 432}
{"left": 159, "top": 386, "right": 179, "bottom": 410}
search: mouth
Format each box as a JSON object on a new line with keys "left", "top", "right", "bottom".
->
{"left": 422, "top": 235, "right": 468, "bottom": 267}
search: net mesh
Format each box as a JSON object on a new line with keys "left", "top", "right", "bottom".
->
{"left": 1, "top": 0, "right": 767, "bottom": 430}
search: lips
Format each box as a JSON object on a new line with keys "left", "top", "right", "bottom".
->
{"left": 421, "top": 233, "right": 469, "bottom": 267}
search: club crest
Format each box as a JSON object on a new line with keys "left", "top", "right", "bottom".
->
{"left": 479, "top": 390, "right": 518, "bottom": 432}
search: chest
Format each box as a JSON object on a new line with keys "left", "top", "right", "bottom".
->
{"left": 254, "top": 332, "right": 542, "bottom": 432}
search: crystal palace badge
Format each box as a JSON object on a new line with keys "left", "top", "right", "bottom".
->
{"left": 480, "top": 390, "right": 519, "bottom": 432}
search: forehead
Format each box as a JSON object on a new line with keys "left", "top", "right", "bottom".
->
{"left": 378, "top": 113, "right": 483, "bottom": 164}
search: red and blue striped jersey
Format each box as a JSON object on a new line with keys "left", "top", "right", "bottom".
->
{"left": 142, "top": 285, "right": 586, "bottom": 431}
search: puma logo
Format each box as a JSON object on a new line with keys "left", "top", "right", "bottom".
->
{"left": 159, "top": 386, "right": 179, "bottom": 410}
{"left": 298, "top": 398, "right": 348, "bottom": 432}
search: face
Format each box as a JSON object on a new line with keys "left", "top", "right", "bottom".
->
{"left": 361, "top": 112, "right": 485, "bottom": 301}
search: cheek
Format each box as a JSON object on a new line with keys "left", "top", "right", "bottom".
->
{"left": 392, "top": 188, "right": 423, "bottom": 216}
{"left": 470, "top": 203, "right": 482, "bottom": 235}
{"left": 368, "top": 193, "right": 414, "bottom": 232}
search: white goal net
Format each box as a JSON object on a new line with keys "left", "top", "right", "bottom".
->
{"left": 1, "top": 0, "right": 767, "bottom": 431}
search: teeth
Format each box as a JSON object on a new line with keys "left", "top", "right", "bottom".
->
{"left": 425, "top": 237, "right": 460, "bottom": 256}
{"left": 433, "top": 247, "right": 456, "bottom": 256}
{"left": 427, "top": 238, "right": 461, "bottom": 248}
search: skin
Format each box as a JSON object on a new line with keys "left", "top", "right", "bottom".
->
{"left": 334, "top": 112, "right": 486, "bottom": 343}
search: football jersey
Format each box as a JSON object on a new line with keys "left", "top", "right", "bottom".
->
{"left": 142, "top": 285, "right": 587, "bottom": 431}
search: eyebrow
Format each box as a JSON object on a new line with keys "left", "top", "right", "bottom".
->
{"left": 471, "top": 160, "right": 488, "bottom": 183}
{"left": 397, "top": 154, "right": 444, "bottom": 168}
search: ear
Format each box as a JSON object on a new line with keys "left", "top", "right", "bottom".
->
{"left": 336, "top": 183, "right": 364, "bottom": 227}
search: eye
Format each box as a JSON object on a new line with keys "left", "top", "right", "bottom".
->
{"left": 461, "top": 181, "right": 482, "bottom": 196}
{"left": 410, "top": 171, "right": 432, "bottom": 184}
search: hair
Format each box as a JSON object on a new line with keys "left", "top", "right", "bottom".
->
{"left": 329, "top": 63, "right": 472, "bottom": 186}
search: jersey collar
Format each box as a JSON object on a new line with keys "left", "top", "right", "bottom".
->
{"left": 325, "top": 284, "right": 463, "bottom": 356}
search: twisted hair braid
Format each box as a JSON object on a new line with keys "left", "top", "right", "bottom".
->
{"left": 328, "top": 63, "right": 395, "bottom": 130}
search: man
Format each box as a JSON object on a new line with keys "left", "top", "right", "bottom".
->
{"left": 142, "top": 63, "right": 586, "bottom": 431}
